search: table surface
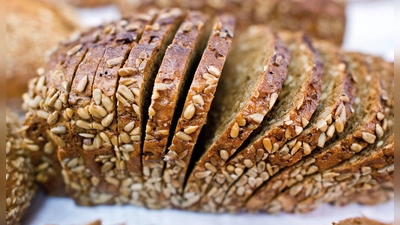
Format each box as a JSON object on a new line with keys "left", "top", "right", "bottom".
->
{"left": 22, "top": 1, "right": 394, "bottom": 224}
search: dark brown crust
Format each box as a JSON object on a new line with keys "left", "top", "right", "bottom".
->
{"left": 117, "top": 0, "right": 346, "bottom": 45}
{"left": 6, "top": 110, "right": 36, "bottom": 225}
{"left": 198, "top": 32, "right": 324, "bottom": 213}
{"left": 142, "top": 11, "right": 211, "bottom": 209}
{"left": 245, "top": 52, "right": 386, "bottom": 213}
{"left": 181, "top": 26, "right": 290, "bottom": 210}
{"left": 162, "top": 15, "right": 236, "bottom": 208}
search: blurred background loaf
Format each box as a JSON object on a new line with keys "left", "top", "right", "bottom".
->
{"left": 6, "top": 0, "right": 78, "bottom": 110}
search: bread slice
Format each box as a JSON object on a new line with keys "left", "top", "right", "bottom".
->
{"left": 271, "top": 129, "right": 394, "bottom": 214}
{"left": 141, "top": 11, "right": 212, "bottom": 209}
{"left": 58, "top": 14, "right": 154, "bottom": 206}
{"left": 21, "top": 25, "right": 103, "bottom": 196}
{"left": 6, "top": 109, "right": 36, "bottom": 225}
{"left": 181, "top": 26, "right": 290, "bottom": 209}
{"left": 199, "top": 32, "right": 324, "bottom": 213}
{"left": 162, "top": 15, "right": 236, "bottom": 208}
{"left": 245, "top": 53, "right": 388, "bottom": 213}
{"left": 117, "top": 8, "right": 185, "bottom": 176}
{"left": 333, "top": 217, "right": 392, "bottom": 225}
{"left": 212, "top": 40, "right": 355, "bottom": 213}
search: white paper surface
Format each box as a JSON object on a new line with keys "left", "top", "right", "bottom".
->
{"left": 22, "top": 1, "right": 394, "bottom": 224}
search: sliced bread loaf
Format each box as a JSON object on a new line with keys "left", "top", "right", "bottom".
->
{"left": 199, "top": 31, "right": 324, "bottom": 213}
{"left": 21, "top": 25, "right": 106, "bottom": 195}
{"left": 162, "top": 15, "right": 236, "bottom": 208}
{"left": 245, "top": 52, "right": 387, "bottom": 213}
{"left": 59, "top": 15, "right": 152, "bottom": 206}
{"left": 214, "top": 40, "right": 356, "bottom": 213}
{"left": 141, "top": 11, "right": 212, "bottom": 209}
{"left": 181, "top": 26, "right": 290, "bottom": 209}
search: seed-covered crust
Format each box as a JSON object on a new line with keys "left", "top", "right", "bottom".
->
{"left": 141, "top": 11, "right": 211, "bottom": 209}
{"left": 181, "top": 26, "right": 290, "bottom": 210}
{"left": 198, "top": 32, "right": 324, "bottom": 213}
{"left": 271, "top": 130, "right": 394, "bottom": 214}
{"left": 59, "top": 14, "right": 153, "bottom": 206}
{"left": 245, "top": 52, "right": 388, "bottom": 213}
{"left": 6, "top": 0, "right": 77, "bottom": 101}
{"left": 162, "top": 15, "right": 236, "bottom": 208}
{"left": 21, "top": 25, "right": 103, "bottom": 196}
{"left": 117, "top": 0, "right": 346, "bottom": 45}
{"left": 6, "top": 110, "right": 36, "bottom": 225}
{"left": 332, "top": 217, "right": 392, "bottom": 225}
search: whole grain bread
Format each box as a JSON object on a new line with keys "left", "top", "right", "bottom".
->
{"left": 181, "top": 26, "right": 290, "bottom": 210}
{"left": 6, "top": 0, "right": 77, "bottom": 105}
{"left": 117, "top": 0, "right": 346, "bottom": 45}
{"left": 6, "top": 109, "right": 36, "bottom": 225}
{"left": 60, "top": 15, "right": 152, "bottom": 206}
{"left": 271, "top": 129, "right": 393, "bottom": 214}
{"left": 245, "top": 52, "right": 387, "bottom": 213}
{"left": 216, "top": 40, "right": 355, "bottom": 213}
{"left": 21, "top": 25, "right": 105, "bottom": 196}
{"left": 162, "top": 15, "right": 236, "bottom": 208}
{"left": 141, "top": 11, "right": 211, "bottom": 209}
{"left": 198, "top": 31, "right": 324, "bottom": 213}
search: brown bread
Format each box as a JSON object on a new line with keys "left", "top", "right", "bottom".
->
{"left": 181, "top": 26, "right": 290, "bottom": 210}
{"left": 163, "top": 15, "right": 236, "bottom": 208}
{"left": 6, "top": 110, "right": 36, "bottom": 225}
{"left": 245, "top": 52, "right": 387, "bottom": 213}
{"left": 199, "top": 31, "right": 325, "bottom": 213}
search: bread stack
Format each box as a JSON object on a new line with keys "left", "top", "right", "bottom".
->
{"left": 18, "top": 5, "right": 394, "bottom": 214}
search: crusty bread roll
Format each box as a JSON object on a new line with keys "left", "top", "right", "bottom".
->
{"left": 6, "top": 110, "right": 36, "bottom": 225}
{"left": 6, "top": 0, "right": 77, "bottom": 104}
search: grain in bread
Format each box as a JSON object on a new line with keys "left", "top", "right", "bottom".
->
{"left": 245, "top": 52, "right": 387, "bottom": 212}
{"left": 162, "top": 15, "right": 235, "bottom": 208}
{"left": 199, "top": 31, "right": 324, "bottom": 213}
{"left": 21, "top": 26, "right": 103, "bottom": 196}
{"left": 59, "top": 14, "right": 153, "bottom": 206}
{"left": 181, "top": 26, "right": 290, "bottom": 210}
{"left": 117, "top": 0, "right": 346, "bottom": 45}
{"left": 142, "top": 11, "right": 212, "bottom": 209}
{"left": 115, "top": 8, "right": 185, "bottom": 202}
{"left": 271, "top": 129, "right": 393, "bottom": 214}
{"left": 6, "top": 0, "right": 77, "bottom": 103}
{"left": 214, "top": 40, "right": 355, "bottom": 213}
{"left": 6, "top": 110, "right": 36, "bottom": 225}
